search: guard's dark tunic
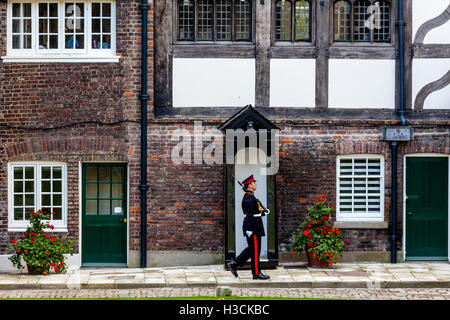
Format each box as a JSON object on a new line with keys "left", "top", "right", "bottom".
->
{"left": 242, "top": 192, "right": 265, "bottom": 237}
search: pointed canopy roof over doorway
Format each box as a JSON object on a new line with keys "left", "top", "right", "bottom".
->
{"left": 218, "top": 105, "right": 280, "bottom": 131}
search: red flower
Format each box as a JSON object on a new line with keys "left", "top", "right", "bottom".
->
{"left": 345, "top": 245, "right": 349, "bottom": 248}
{"left": 307, "top": 243, "right": 312, "bottom": 247}
{"left": 322, "top": 216, "right": 328, "bottom": 221}
{"left": 61, "top": 246, "right": 64, "bottom": 249}
{"left": 307, "top": 234, "right": 312, "bottom": 239}
{"left": 333, "top": 203, "right": 336, "bottom": 207}
{"left": 24, "top": 252, "right": 28, "bottom": 255}
{"left": 329, "top": 261, "right": 333, "bottom": 266}
{"left": 345, "top": 238, "right": 349, "bottom": 242}
{"left": 51, "top": 237, "right": 57, "bottom": 242}
{"left": 11, "top": 239, "right": 16, "bottom": 243}
{"left": 45, "top": 250, "right": 49, "bottom": 254}
{"left": 42, "top": 261, "right": 45, "bottom": 265}
{"left": 322, "top": 194, "right": 327, "bottom": 199}
{"left": 31, "top": 240, "right": 35, "bottom": 244}
{"left": 316, "top": 227, "right": 321, "bottom": 231}
{"left": 24, "top": 232, "right": 28, "bottom": 236}
{"left": 43, "top": 272, "right": 47, "bottom": 276}
{"left": 336, "top": 230, "right": 341, "bottom": 235}
{"left": 317, "top": 197, "right": 322, "bottom": 203}
{"left": 17, "top": 250, "right": 21, "bottom": 253}
{"left": 291, "top": 251, "right": 296, "bottom": 255}
{"left": 302, "top": 230, "right": 309, "bottom": 236}
{"left": 323, "top": 253, "right": 328, "bottom": 257}
{"left": 309, "top": 221, "right": 314, "bottom": 225}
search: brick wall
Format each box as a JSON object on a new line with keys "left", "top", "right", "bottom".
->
{"left": 144, "top": 121, "right": 449, "bottom": 257}
{"left": 0, "top": 0, "right": 154, "bottom": 254}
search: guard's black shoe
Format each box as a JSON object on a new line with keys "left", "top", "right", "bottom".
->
{"left": 227, "top": 261, "right": 238, "bottom": 278}
{"left": 253, "top": 273, "right": 270, "bottom": 280}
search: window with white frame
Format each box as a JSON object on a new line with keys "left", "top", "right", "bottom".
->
{"left": 336, "top": 156, "right": 384, "bottom": 221}
{"left": 8, "top": 163, "right": 68, "bottom": 231}
{"left": 3, "top": 0, "right": 118, "bottom": 63}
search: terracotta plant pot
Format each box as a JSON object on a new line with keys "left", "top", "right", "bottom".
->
{"left": 27, "top": 265, "right": 49, "bottom": 275}
{"left": 305, "top": 246, "right": 330, "bottom": 268}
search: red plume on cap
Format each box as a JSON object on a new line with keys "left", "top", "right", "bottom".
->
{"left": 242, "top": 175, "right": 256, "bottom": 185}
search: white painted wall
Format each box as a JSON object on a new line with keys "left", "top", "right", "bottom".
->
{"left": 328, "top": 59, "right": 396, "bottom": 109}
{"left": 413, "top": 0, "right": 450, "bottom": 44}
{"left": 234, "top": 148, "right": 268, "bottom": 260}
{"left": 270, "top": 59, "right": 316, "bottom": 107}
{"left": 173, "top": 58, "right": 255, "bottom": 107}
{"left": 413, "top": 58, "right": 450, "bottom": 109}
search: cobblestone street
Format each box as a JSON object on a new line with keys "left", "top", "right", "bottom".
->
{"left": 0, "top": 287, "right": 450, "bottom": 300}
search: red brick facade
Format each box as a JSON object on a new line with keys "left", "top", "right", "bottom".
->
{"left": 1, "top": 0, "right": 449, "bottom": 266}
{"left": 0, "top": 0, "right": 154, "bottom": 259}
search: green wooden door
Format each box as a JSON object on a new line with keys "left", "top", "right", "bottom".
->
{"left": 82, "top": 163, "right": 127, "bottom": 266}
{"left": 406, "top": 157, "right": 448, "bottom": 260}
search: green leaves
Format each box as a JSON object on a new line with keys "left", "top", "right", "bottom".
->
{"left": 8, "top": 208, "right": 76, "bottom": 275}
{"left": 290, "top": 195, "right": 347, "bottom": 265}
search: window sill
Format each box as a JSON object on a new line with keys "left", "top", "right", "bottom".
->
{"left": 1, "top": 55, "right": 121, "bottom": 63}
{"left": 8, "top": 226, "right": 68, "bottom": 233}
{"left": 333, "top": 221, "right": 389, "bottom": 229}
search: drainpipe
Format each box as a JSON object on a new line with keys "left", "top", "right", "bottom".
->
{"left": 391, "top": 0, "right": 406, "bottom": 263}
{"left": 397, "top": 0, "right": 406, "bottom": 126}
{"left": 390, "top": 141, "right": 398, "bottom": 263}
{"left": 138, "top": 0, "right": 150, "bottom": 268}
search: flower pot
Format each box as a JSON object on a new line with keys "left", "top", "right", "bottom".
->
{"left": 27, "top": 265, "right": 49, "bottom": 275}
{"left": 305, "top": 247, "right": 330, "bottom": 268}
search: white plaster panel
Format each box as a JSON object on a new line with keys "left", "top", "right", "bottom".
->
{"left": 270, "top": 59, "right": 316, "bottom": 107}
{"left": 412, "top": 58, "right": 450, "bottom": 109}
{"left": 328, "top": 59, "right": 395, "bottom": 109}
{"left": 173, "top": 58, "right": 255, "bottom": 107}
{"left": 413, "top": 0, "right": 450, "bottom": 44}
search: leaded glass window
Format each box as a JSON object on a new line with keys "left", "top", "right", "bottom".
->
{"left": 333, "top": 0, "right": 391, "bottom": 43}
{"left": 176, "top": 0, "right": 253, "bottom": 42}
{"left": 197, "top": 0, "right": 213, "bottom": 40}
{"left": 235, "top": 0, "right": 251, "bottom": 41}
{"left": 275, "top": 0, "right": 311, "bottom": 42}
{"left": 217, "top": 0, "right": 232, "bottom": 40}
{"left": 178, "top": 1, "right": 195, "bottom": 40}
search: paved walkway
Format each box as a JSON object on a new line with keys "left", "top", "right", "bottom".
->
{"left": 1, "top": 287, "right": 450, "bottom": 300}
{"left": 1, "top": 262, "right": 450, "bottom": 290}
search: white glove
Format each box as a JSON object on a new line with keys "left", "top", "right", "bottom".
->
{"left": 246, "top": 231, "right": 253, "bottom": 237}
{"left": 265, "top": 209, "right": 270, "bottom": 215}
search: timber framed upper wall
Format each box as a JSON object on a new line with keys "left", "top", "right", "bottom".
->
{"left": 154, "top": 0, "right": 450, "bottom": 121}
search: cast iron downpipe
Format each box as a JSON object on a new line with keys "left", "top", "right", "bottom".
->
{"left": 139, "top": 0, "right": 150, "bottom": 268}
{"left": 391, "top": 0, "right": 407, "bottom": 263}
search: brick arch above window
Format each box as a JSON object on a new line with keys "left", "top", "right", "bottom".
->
{"left": 4, "top": 137, "right": 132, "bottom": 162}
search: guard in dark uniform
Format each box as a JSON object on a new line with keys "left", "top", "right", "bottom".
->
{"left": 227, "top": 175, "right": 270, "bottom": 280}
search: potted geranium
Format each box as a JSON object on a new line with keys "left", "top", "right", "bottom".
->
{"left": 290, "top": 194, "right": 349, "bottom": 268}
{"left": 7, "top": 208, "right": 76, "bottom": 275}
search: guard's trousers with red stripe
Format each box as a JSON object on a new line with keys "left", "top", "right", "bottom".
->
{"left": 235, "top": 234, "right": 261, "bottom": 276}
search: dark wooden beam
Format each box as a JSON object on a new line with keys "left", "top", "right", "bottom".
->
{"left": 255, "top": 1, "right": 271, "bottom": 107}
